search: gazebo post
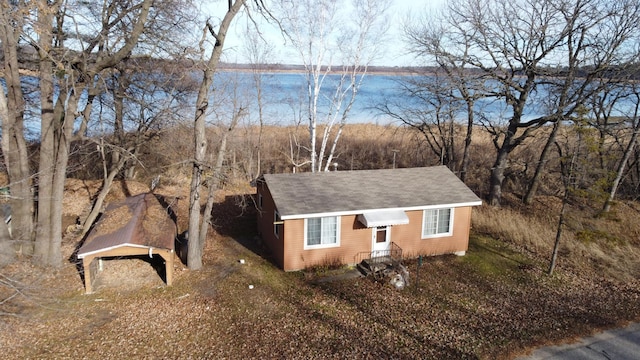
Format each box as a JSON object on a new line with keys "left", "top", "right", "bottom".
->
{"left": 157, "top": 249, "right": 174, "bottom": 286}
{"left": 82, "top": 256, "right": 96, "bottom": 294}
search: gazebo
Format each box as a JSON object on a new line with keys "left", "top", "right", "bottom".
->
{"left": 77, "top": 192, "right": 178, "bottom": 294}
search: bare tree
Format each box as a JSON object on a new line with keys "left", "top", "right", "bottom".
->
{"left": 548, "top": 115, "right": 594, "bottom": 275}
{"left": 242, "top": 27, "right": 276, "bottom": 179}
{"left": 0, "top": 0, "right": 171, "bottom": 266}
{"left": 276, "top": 0, "right": 390, "bottom": 172}
{"left": 601, "top": 85, "right": 640, "bottom": 213}
{"left": 80, "top": 57, "right": 195, "bottom": 237}
{"left": 402, "top": 16, "right": 490, "bottom": 181}
{"left": 377, "top": 73, "right": 461, "bottom": 168}
{"left": 523, "top": 5, "right": 640, "bottom": 205}
{"left": 35, "top": 0, "right": 155, "bottom": 266}
{"left": 187, "top": 0, "right": 248, "bottom": 270}
{"left": 548, "top": 138, "right": 577, "bottom": 276}
{"left": 0, "top": 1, "right": 34, "bottom": 257}
{"left": 412, "top": 0, "right": 640, "bottom": 206}
{"left": 197, "top": 77, "right": 248, "bottom": 252}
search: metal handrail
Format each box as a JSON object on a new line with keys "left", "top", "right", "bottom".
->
{"left": 354, "top": 242, "right": 403, "bottom": 264}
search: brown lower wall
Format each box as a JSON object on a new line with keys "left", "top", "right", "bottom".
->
{"left": 256, "top": 182, "right": 285, "bottom": 268}
{"left": 279, "top": 207, "right": 475, "bottom": 271}
{"left": 393, "top": 207, "right": 472, "bottom": 258}
{"left": 281, "top": 215, "right": 371, "bottom": 271}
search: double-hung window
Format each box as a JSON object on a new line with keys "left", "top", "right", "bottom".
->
{"left": 422, "top": 208, "right": 453, "bottom": 238}
{"left": 305, "top": 216, "right": 340, "bottom": 249}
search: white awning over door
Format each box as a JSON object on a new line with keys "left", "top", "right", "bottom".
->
{"left": 357, "top": 210, "right": 409, "bottom": 228}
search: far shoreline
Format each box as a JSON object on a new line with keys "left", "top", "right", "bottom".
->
{"left": 217, "top": 62, "right": 431, "bottom": 76}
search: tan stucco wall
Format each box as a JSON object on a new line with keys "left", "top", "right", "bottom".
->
{"left": 278, "top": 207, "right": 474, "bottom": 271}
{"left": 256, "top": 181, "right": 285, "bottom": 268}
{"left": 392, "top": 207, "right": 472, "bottom": 258}
{"left": 280, "top": 215, "right": 373, "bottom": 271}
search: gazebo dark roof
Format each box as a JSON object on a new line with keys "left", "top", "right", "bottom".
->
{"left": 77, "top": 192, "right": 177, "bottom": 294}
{"left": 77, "top": 193, "right": 176, "bottom": 258}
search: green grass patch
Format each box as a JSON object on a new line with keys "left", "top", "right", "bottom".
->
{"left": 576, "top": 229, "right": 626, "bottom": 246}
{"left": 463, "top": 232, "right": 536, "bottom": 281}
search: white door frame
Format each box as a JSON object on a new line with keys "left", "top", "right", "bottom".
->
{"left": 371, "top": 225, "right": 391, "bottom": 257}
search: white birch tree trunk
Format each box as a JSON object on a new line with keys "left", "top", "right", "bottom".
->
{"left": 277, "top": 0, "right": 389, "bottom": 172}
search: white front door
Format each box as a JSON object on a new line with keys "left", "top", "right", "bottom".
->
{"left": 371, "top": 226, "right": 390, "bottom": 257}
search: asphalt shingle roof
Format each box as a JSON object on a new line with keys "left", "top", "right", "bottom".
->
{"left": 263, "top": 166, "right": 482, "bottom": 218}
{"left": 77, "top": 193, "right": 176, "bottom": 258}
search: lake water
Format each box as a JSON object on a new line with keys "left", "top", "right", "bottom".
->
{"left": 211, "top": 71, "right": 407, "bottom": 125}
{"left": 12, "top": 70, "right": 639, "bottom": 139}
{"left": 213, "top": 71, "right": 638, "bottom": 127}
{"left": 211, "top": 71, "right": 555, "bottom": 126}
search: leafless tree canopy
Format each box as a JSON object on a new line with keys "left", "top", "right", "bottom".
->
{"left": 400, "top": 0, "right": 640, "bottom": 205}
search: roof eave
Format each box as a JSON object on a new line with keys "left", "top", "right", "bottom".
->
{"left": 77, "top": 243, "right": 159, "bottom": 259}
{"left": 279, "top": 200, "right": 483, "bottom": 220}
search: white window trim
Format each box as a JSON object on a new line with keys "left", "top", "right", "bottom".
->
{"left": 303, "top": 216, "right": 341, "bottom": 250}
{"left": 421, "top": 208, "right": 454, "bottom": 239}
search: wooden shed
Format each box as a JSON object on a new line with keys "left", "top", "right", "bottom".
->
{"left": 77, "top": 192, "right": 178, "bottom": 294}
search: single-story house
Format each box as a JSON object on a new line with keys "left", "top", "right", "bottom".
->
{"left": 255, "top": 166, "right": 483, "bottom": 271}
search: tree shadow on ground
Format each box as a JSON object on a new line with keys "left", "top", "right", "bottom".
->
{"left": 210, "top": 194, "right": 276, "bottom": 266}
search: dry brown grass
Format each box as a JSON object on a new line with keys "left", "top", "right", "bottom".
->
{"left": 473, "top": 204, "right": 561, "bottom": 258}
{"left": 1, "top": 173, "right": 640, "bottom": 359}
{"left": 472, "top": 191, "right": 640, "bottom": 283}
{"left": 2, "top": 122, "right": 640, "bottom": 358}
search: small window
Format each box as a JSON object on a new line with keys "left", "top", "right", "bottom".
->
{"left": 258, "top": 193, "right": 263, "bottom": 209}
{"left": 422, "top": 208, "right": 453, "bottom": 238}
{"left": 274, "top": 210, "right": 282, "bottom": 238}
{"left": 304, "top": 216, "right": 340, "bottom": 249}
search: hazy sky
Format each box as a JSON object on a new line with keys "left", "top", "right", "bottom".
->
{"left": 216, "top": 0, "right": 445, "bottom": 67}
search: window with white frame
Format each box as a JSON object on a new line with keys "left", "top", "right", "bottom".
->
{"left": 422, "top": 208, "right": 453, "bottom": 238}
{"left": 305, "top": 216, "right": 340, "bottom": 249}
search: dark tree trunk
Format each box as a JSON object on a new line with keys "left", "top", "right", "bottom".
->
{"left": 548, "top": 192, "right": 568, "bottom": 275}
{"left": 460, "top": 100, "right": 474, "bottom": 183}
{"left": 1, "top": 8, "right": 34, "bottom": 256}
{"left": 524, "top": 121, "right": 561, "bottom": 205}
{"left": 187, "top": 0, "right": 246, "bottom": 270}
{"left": 488, "top": 143, "right": 513, "bottom": 206}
